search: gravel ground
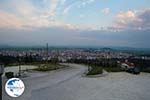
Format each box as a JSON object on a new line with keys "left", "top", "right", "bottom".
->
{"left": 2, "top": 64, "right": 150, "bottom": 100}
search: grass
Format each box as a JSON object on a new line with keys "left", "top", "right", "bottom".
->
{"left": 141, "top": 68, "right": 150, "bottom": 73}
{"left": 86, "top": 65, "right": 124, "bottom": 75}
{"left": 34, "top": 63, "right": 67, "bottom": 72}
{"left": 6, "top": 62, "right": 42, "bottom": 67}
{"left": 6, "top": 63, "right": 20, "bottom": 67}
{"left": 86, "top": 66, "right": 103, "bottom": 75}
{"left": 104, "top": 67, "right": 123, "bottom": 72}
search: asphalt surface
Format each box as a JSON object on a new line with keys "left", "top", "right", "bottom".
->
{"left": 2, "top": 64, "right": 150, "bottom": 100}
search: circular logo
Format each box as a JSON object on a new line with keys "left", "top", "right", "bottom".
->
{"left": 5, "top": 78, "right": 25, "bottom": 97}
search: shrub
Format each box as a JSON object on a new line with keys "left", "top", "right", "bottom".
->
{"left": 5, "top": 72, "right": 14, "bottom": 79}
{"left": 87, "top": 66, "right": 103, "bottom": 75}
{"left": 35, "top": 63, "right": 64, "bottom": 71}
{"left": 104, "top": 67, "right": 123, "bottom": 72}
{"left": 141, "top": 68, "right": 150, "bottom": 73}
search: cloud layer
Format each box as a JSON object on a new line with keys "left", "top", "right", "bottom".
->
{"left": 114, "top": 9, "right": 150, "bottom": 31}
{"left": 0, "top": 0, "right": 150, "bottom": 48}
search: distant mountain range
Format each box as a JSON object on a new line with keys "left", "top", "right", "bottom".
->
{"left": 0, "top": 44, "right": 150, "bottom": 54}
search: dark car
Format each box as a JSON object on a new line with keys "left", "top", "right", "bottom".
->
{"left": 126, "top": 67, "right": 140, "bottom": 74}
{"left": 133, "top": 67, "right": 140, "bottom": 74}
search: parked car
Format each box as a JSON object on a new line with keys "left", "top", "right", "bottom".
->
{"left": 121, "top": 61, "right": 140, "bottom": 74}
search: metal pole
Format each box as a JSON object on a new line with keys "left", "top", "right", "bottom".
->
{"left": 19, "top": 64, "right": 21, "bottom": 77}
{"left": 46, "top": 43, "right": 48, "bottom": 64}
{"left": 18, "top": 58, "right": 21, "bottom": 77}
{"left": 0, "top": 74, "right": 2, "bottom": 100}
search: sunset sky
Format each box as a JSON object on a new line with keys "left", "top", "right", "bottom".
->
{"left": 0, "top": 0, "right": 150, "bottom": 48}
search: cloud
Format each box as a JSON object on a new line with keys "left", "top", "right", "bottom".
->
{"left": 85, "top": 0, "right": 95, "bottom": 4}
{"left": 114, "top": 8, "right": 150, "bottom": 30}
{"left": 101, "top": 8, "right": 110, "bottom": 14}
{"left": 79, "top": 14, "right": 84, "bottom": 19}
{"left": 42, "top": 0, "right": 60, "bottom": 17}
{"left": 63, "top": 5, "right": 71, "bottom": 14}
{"left": 78, "top": 0, "right": 95, "bottom": 8}
{"left": 117, "top": 11, "right": 135, "bottom": 18}
{"left": 0, "top": 9, "right": 76, "bottom": 30}
{"left": 41, "top": 0, "right": 64, "bottom": 18}
{"left": 0, "top": 0, "right": 77, "bottom": 30}
{"left": 0, "top": 10, "right": 26, "bottom": 29}
{"left": 78, "top": 29, "right": 150, "bottom": 48}
{"left": 1, "top": 26, "right": 149, "bottom": 48}
{"left": 49, "top": 0, "right": 59, "bottom": 12}
{"left": 2, "top": 0, "right": 38, "bottom": 19}
{"left": 40, "top": 12, "right": 55, "bottom": 18}
{"left": 60, "top": 0, "right": 66, "bottom": 5}
{"left": 0, "top": 0, "right": 149, "bottom": 33}
{"left": 0, "top": 27, "right": 80, "bottom": 46}
{"left": 0, "top": 0, "right": 97, "bottom": 31}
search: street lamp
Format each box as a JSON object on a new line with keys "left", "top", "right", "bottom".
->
{"left": 0, "top": 63, "right": 4, "bottom": 100}
{"left": 18, "top": 58, "right": 21, "bottom": 77}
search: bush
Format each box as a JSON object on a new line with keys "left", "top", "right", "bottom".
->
{"left": 141, "top": 68, "right": 150, "bottom": 73}
{"left": 35, "top": 63, "right": 64, "bottom": 72}
{"left": 5, "top": 72, "right": 14, "bottom": 79}
{"left": 87, "top": 66, "right": 103, "bottom": 75}
{"left": 104, "top": 67, "right": 123, "bottom": 72}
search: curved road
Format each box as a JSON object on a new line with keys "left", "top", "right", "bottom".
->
{"left": 3, "top": 64, "right": 87, "bottom": 100}
{"left": 3, "top": 63, "right": 150, "bottom": 100}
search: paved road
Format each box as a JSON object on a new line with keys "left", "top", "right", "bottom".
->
{"left": 3, "top": 64, "right": 150, "bottom": 100}
{"left": 3, "top": 64, "right": 87, "bottom": 100}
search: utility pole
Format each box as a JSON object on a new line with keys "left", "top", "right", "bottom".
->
{"left": 46, "top": 43, "right": 48, "bottom": 64}
{"left": 18, "top": 57, "right": 21, "bottom": 77}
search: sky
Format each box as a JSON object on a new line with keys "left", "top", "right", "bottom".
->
{"left": 0, "top": 0, "right": 150, "bottom": 48}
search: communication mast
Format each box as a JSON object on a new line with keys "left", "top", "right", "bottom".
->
{"left": 46, "top": 43, "right": 48, "bottom": 63}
